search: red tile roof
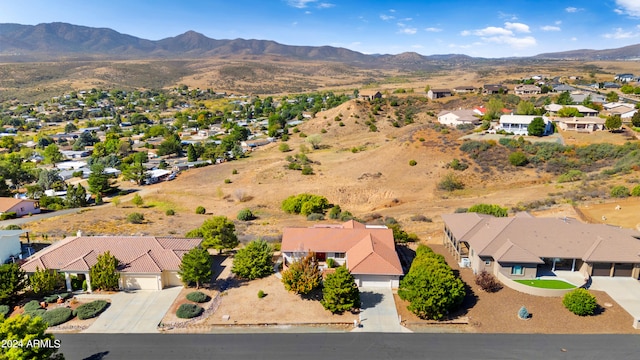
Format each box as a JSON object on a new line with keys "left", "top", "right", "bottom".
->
{"left": 282, "top": 221, "right": 403, "bottom": 276}
{"left": 22, "top": 236, "right": 202, "bottom": 273}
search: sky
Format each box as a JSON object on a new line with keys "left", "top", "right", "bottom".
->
{"left": 1, "top": 0, "right": 640, "bottom": 58}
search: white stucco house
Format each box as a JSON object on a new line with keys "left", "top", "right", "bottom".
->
{"left": 437, "top": 110, "right": 481, "bottom": 127}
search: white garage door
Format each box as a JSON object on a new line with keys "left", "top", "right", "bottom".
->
{"left": 122, "top": 274, "right": 161, "bottom": 290}
{"left": 356, "top": 275, "right": 393, "bottom": 288}
{"left": 162, "top": 271, "right": 183, "bottom": 287}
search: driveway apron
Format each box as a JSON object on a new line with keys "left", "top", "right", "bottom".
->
{"left": 352, "top": 287, "right": 411, "bottom": 333}
{"left": 589, "top": 277, "right": 640, "bottom": 328}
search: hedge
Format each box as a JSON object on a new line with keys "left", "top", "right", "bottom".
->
{"left": 41, "top": 307, "right": 73, "bottom": 326}
{"left": 76, "top": 300, "right": 109, "bottom": 320}
{"left": 186, "top": 291, "right": 210, "bottom": 303}
{"left": 176, "top": 303, "right": 204, "bottom": 319}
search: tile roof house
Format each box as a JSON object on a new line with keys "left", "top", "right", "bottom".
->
{"left": 281, "top": 220, "right": 403, "bottom": 288}
{"left": 0, "top": 197, "right": 41, "bottom": 217}
{"left": 21, "top": 234, "right": 202, "bottom": 291}
{"left": 442, "top": 212, "right": 640, "bottom": 282}
{"left": 556, "top": 116, "right": 606, "bottom": 132}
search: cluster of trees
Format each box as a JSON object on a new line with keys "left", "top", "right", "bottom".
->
{"left": 281, "top": 193, "right": 331, "bottom": 216}
{"left": 398, "top": 245, "right": 465, "bottom": 320}
{"left": 185, "top": 216, "right": 239, "bottom": 253}
{"left": 231, "top": 240, "right": 274, "bottom": 280}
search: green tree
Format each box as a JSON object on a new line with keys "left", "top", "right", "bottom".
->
{"left": 605, "top": 115, "right": 622, "bottom": 131}
{"left": 29, "top": 267, "right": 63, "bottom": 296}
{"left": 484, "top": 97, "right": 504, "bottom": 120}
{"left": 281, "top": 252, "right": 321, "bottom": 295}
{"left": 231, "top": 240, "right": 274, "bottom": 280}
{"left": 527, "top": 117, "right": 546, "bottom": 136}
{"left": 89, "top": 251, "right": 120, "bottom": 291}
{"left": 157, "top": 134, "right": 183, "bottom": 157}
{"left": 64, "top": 184, "right": 87, "bottom": 208}
{"left": 197, "top": 216, "right": 239, "bottom": 253}
{"left": 556, "top": 91, "right": 572, "bottom": 105}
{"left": 178, "top": 246, "right": 212, "bottom": 289}
{"left": 187, "top": 144, "right": 197, "bottom": 162}
{"left": 0, "top": 315, "right": 65, "bottom": 360}
{"left": 122, "top": 161, "right": 147, "bottom": 186}
{"left": 557, "top": 107, "right": 582, "bottom": 117}
{"left": 43, "top": 144, "right": 63, "bottom": 164}
{"left": 468, "top": 204, "right": 508, "bottom": 217}
{"left": 0, "top": 263, "right": 28, "bottom": 305}
{"left": 606, "top": 91, "right": 619, "bottom": 103}
{"left": 321, "top": 266, "right": 360, "bottom": 314}
{"left": 631, "top": 111, "right": 640, "bottom": 128}
{"left": 281, "top": 194, "right": 330, "bottom": 216}
{"left": 516, "top": 100, "right": 535, "bottom": 115}
{"left": 132, "top": 193, "right": 144, "bottom": 207}
{"left": 87, "top": 163, "right": 116, "bottom": 196}
{"left": 509, "top": 151, "right": 529, "bottom": 166}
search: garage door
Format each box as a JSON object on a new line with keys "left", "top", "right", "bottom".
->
{"left": 356, "top": 275, "right": 392, "bottom": 288}
{"left": 162, "top": 271, "right": 183, "bottom": 287}
{"left": 592, "top": 263, "right": 612, "bottom": 277}
{"left": 613, "top": 263, "right": 633, "bottom": 277}
{"left": 122, "top": 274, "right": 160, "bottom": 290}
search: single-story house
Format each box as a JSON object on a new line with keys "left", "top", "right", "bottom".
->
{"left": 615, "top": 73, "right": 636, "bottom": 82}
{"left": 483, "top": 84, "right": 508, "bottom": 94}
{"left": 556, "top": 116, "right": 606, "bottom": 132}
{"left": 544, "top": 104, "right": 599, "bottom": 117}
{"left": 437, "top": 110, "right": 481, "bottom": 127}
{"left": 427, "top": 89, "right": 452, "bottom": 100}
{"left": 553, "top": 84, "right": 576, "bottom": 92}
{"left": 498, "top": 114, "right": 553, "bottom": 136}
{"left": 0, "top": 197, "right": 41, "bottom": 217}
{"left": 281, "top": 220, "right": 404, "bottom": 288}
{"left": 21, "top": 234, "right": 202, "bottom": 291}
{"left": 453, "top": 86, "right": 476, "bottom": 94}
{"left": 514, "top": 84, "right": 541, "bottom": 95}
{"left": 442, "top": 212, "right": 640, "bottom": 280}
{"left": 359, "top": 90, "right": 382, "bottom": 101}
{"left": 603, "top": 82, "right": 621, "bottom": 89}
{"left": 570, "top": 92, "right": 606, "bottom": 104}
{"left": 0, "top": 230, "right": 24, "bottom": 263}
{"left": 605, "top": 104, "right": 637, "bottom": 119}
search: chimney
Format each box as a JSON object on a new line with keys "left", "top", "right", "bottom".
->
{"left": 76, "top": 230, "right": 83, "bottom": 237}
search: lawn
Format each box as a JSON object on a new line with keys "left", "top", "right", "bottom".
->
{"left": 513, "top": 279, "right": 576, "bottom": 289}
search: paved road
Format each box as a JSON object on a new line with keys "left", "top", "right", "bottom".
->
{"left": 56, "top": 333, "right": 640, "bottom": 360}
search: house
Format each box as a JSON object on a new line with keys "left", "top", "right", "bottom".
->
{"left": 556, "top": 117, "right": 606, "bottom": 132}
{"left": 0, "top": 198, "right": 41, "bottom": 217}
{"left": 0, "top": 230, "right": 24, "bottom": 263}
{"left": 437, "top": 110, "right": 481, "bottom": 127}
{"left": 453, "top": 86, "right": 476, "bottom": 94}
{"left": 427, "top": 89, "right": 452, "bottom": 100}
{"left": 442, "top": 212, "right": 640, "bottom": 280}
{"left": 603, "top": 82, "right": 621, "bottom": 89}
{"left": 483, "top": 84, "right": 508, "bottom": 95}
{"left": 604, "top": 104, "right": 637, "bottom": 119}
{"left": 498, "top": 114, "right": 553, "bottom": 136}
{"left": 570, "top": 92, "right": 606, "bottom": 104}
{"left": 21, "top": 234, "right": 202, "bottom": 291}
{"left": 514, "top": 84, "right": 541, "bottom": 95}
{"left": 359, "top": 90, "right": 382, "bottom": 101}
{"left": 281, "top": 220, "right": 404, "bottom": 288}
{"left": 615, "top": 73, "right": 636, "bottom": 82}
{"left": 552, "top": 84, "right": 576, "bottom": 92}
{"left": 544, "top": 104, "right": 599, "bottom": 117}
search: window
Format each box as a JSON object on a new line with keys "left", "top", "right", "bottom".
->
{"left": 484, "top": 260, "right": 491, "bottom": 266}
{"left": 333, "top": 252, "right": 345, "bottom": 259}
{"left": 511, "top": 265, "right": 524, "bottom": 275}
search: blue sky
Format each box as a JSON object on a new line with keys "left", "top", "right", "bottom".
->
{"left": 1, "top": 0, "right": 639, "bottom": 58}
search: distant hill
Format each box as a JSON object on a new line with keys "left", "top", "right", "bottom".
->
{"left": 1, "top": 22, "right": 639, "bottom": 65}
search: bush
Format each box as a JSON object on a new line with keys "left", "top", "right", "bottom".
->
{"left": 257, "top": 290, "right": 265, "bottom": 299}
{"left": 409, "top": 160, "right": 417, "bottom": 166}
{"left": 0, "top": 304, "right": 10, "bottom": 317}
{"left": 186, "top": 291, "right": 210, "bottom": 303}
{"left": 232, "top": 169, "right": 238, "bottom": 175}
{"left": 326, "top": 258, "right": 336, "bottom": 268}
{"left": 224, "top": 178, "right": 232, "bottom": 184}
{"left": 328, "top": 205, "right": 342, "bottom": 219}
{"left": 127, "top": 212, "right": 145, "bottom": 224}
{"left": 231, "top": 240, "right": 274, "bottom": 280}
{"left": 610, "top": 185, "right": 630, "bottom": 198}
{"left": 44, "top": 293, "right": 71, "bottom": 303}
{"left": 165, "top": 209, "right": 175, "bottom": 216}
{"left": 279, "top": 143, "right": 291, "bottom": 152}
{"left": 195, "top": 206, "right": 206, "bottom": 214}
{"left": 563, "top": 288, "right": 597, "bottom": 316}
{"left": 132, "top": 194, "right": 144, "bottom": 207}
{"left": 237, "top": 208, "right": 256, "bottom": 221}
{"left": 307, "top": 213, "right": 325, "bottom": 221}
{"left": 632, "top": 185, "right": 640, "bottom": 197}
{"left": 437, "top": 173, "right": 465, "bottom": 191}
{"left": 468, "top": 204, "right": 508, "bottom": 217}
{"left": 449, "top": 159, "right": 468, "bottom": 171}
{"left": 76, "top": 300, "right": 109, "bottom": 320}
{"left": 176, "top": 303, "right": 204, "bottom": 319}
{"left": 474, "top": 271, "right": 501, "bottom": 292}
{"left": 281, "top": 193, "right": 330, "bottom": 216}
{"left": 509, "top": 151, "right": 529, "bottom": 166}
{"left": 557, "top": 170, "right": 585, "bottom": 183}
{"left": 410, "top": 215, "right": 432, "bottom": 222}
{"left": 0, "top": 212, "right": 17, "bottom": 220}
{"left": 24, "top": 300, "right": 42, "bottom": 313}
{"left": 41, "top": 307, "right": 73, "bottom": 326}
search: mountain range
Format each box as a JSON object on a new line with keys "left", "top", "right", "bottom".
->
{"left": 1, "top": 22, "right": 639, "bottom": 65}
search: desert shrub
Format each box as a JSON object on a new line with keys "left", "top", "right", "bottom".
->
{"left": 449, "top": 158, "right": 468, "bottom": 171}
{"left": 518, "top": 306, "right": 530, "bottom": 319}
{"left": 237, "top": 208, "right": 256, "bottom": 221}
{"left": 632, "top": 185, "right": 640, "bottom": 196}
{"left": 474, "top": 270, "right": 501, "bottom": 292}
{"left": 165, "top": 209, "right": 175, "bottom": 216}
{"left": 409, "top": 160, "right": 417, "bottom": 166}
{"left": 410, "top": 215, "right": 432, "bottom": 222}
{"left": 3, "top": 224, "right": 21, "bottom": 230}
{"left": 76, "top": 300, "right": 109, "bottom": 320}
{"left": 301, "top": 165, "right": 314, "bottom": 175}
{"left": 509, "top": 151, "right": 529, "bottom": 166}
{"left": 176, "top": 303, "right": 204, "bottom": 319}
{"left": 127, "top": 212, "right": 145, "bottom": 224}
{"left": 41, "top": 307, "right": 73, "bottom": 326}
{"left": 557, "top": 170, "right": 585, "bottom": 183}
{"left": 186, "top": 291, "right": 210, "bottom": 303}
{"left": 224, "top": 178, "right": 232, "bottom": 184}
{"left": 328, "top": 205, "right": 342, "bottom": 219}
{"left": 454, "top": 207, "right": 468, "bottom": 213}
{"left": 257, "top": 290, "right": 265, "bottom": 299}
{"left": 437, "top": 173, "right": 465, "bottom": 191}
{"left": 563, "top": 288, "right": 597, "bottom": 316}
{"left": 0, "top": 304, "right": 9, "bottom": 317}
{"left": 307, "top": 213, "right": 325, "bottom": 221}
{"left": 279, "top": 143, "right": 291, "bottom": 152}
{"left": 232, "top": 169, "right": 238, "bottom": 175}
{"left": 468, "top": 204, "right": 508, "bottom": 217}
{"left": 460, "top": 140, "right": 492, "bottom": 158}
{"left": 610, "top": 185, "right": 630, "bottom": 198}
{"left": 195, "top": 206, "right": 206, "bottom": 214}
{"left": 132, "top": 194, "right": 144, "bottom": 207}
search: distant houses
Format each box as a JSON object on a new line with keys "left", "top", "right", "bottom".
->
{"left": 514, "top": 84, "right": 541, "bottom": 96}
{"left": 437, "top": 110, "right": 481, "bottom": 127}
{"left": 427, "top": 88, "right": 452, "bottom": 100}
{"left": 358, "top": 90, "right": 382, "bottom": 101}
{"left": 556, "top": 117, "right": 606, "bottom": 133}
{"left": 483, "top": 84, "right": 508, "bottom": 95}
{"left": 498, "top": 115, "right": 553, "bottom": 136}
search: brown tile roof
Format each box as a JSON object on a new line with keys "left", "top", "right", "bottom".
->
{"left": 282, "top": 221, "right": 403, "bottom": 276}
{"left": 21, "top": 236, "right": 202, "bottom": 273}
{"left": 0, "top": 197, "right": 36, "bottom": 212}
{"left": 442, "top": 213, "right": 640, "bottom": 264}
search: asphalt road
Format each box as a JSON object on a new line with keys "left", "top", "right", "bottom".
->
{"left": 56, "top": 333, "right": 640, "bottom": 360}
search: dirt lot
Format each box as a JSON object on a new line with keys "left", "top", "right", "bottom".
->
{"left": 577, "top": 197, "right": 640, "bottom": 230}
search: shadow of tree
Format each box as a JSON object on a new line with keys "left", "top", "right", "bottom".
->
{"left": 83, "top": 351, "right": 109, "bottom": 360}
{"left": 358, "top": 291, "right": 384, "bottom": 310}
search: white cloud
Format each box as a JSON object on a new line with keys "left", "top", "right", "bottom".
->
{"left": 565, "top": 7, "right": 583, "bottom": 13}
{"left": 287, "top": 0, "right": 316, "bottom": 8}
{"left": 571, "top": 37, "right": 577, "bottom": 41}
{"left": 380, "top": 14, "right": 395, "bottom": 21}
{"left": 505, "top": 22, "right": 531, "bottom": 33}
{"left": 389, "top": 9, "right": 396, "bottom": 13}
{"left": 615, "top": 0, "right": 640, "bottom": 17}
{"left": 603, "top": 27, "right": 640, "bottom": 39}
{"left": 399, "top": 28, "right": 417, "bottom": 35}
{"left": 483, "top": 35, "right": 537, "bottom": 49}
{"left": 460, "top": 30, "right": 471, "bottom": 36}
{"left": 318, "top": 3, "right": 334, "bottom": 9}
{"left": 541, "top": 25, "right": 561, "bottom": 31}
{"left": 474, "top": 26, "right": 513, "bottom": 36}
{"left": 305, "top": 11, "right": 311, "bottom": 14}
{"left": 555, "top": 20, "right": 562, "bottom": 25}
{"left": 425, "top": 27, "right": 443, "bottom": 32}
{"left": 498, "top": 11, "right": 518, "bottom": 20}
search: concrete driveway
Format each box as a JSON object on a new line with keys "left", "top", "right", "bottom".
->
{"left": 589, "top": 277, "right": 640, "bottom": 328}
{"left": 352, "top": 287, "right": 411, "bottom": 333}
{"left": 82, "top": 286, "right": 182, "bottom": 333}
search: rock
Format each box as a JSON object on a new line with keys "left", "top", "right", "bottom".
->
{"left": 222, "top": 314, "right": 230, "bottom": 321}
{"left": 604, "top": 302, "right": 613, "bottom": 308}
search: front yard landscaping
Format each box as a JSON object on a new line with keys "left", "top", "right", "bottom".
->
{"left": 514, "top": 279, "right": 577, "bottom": 289}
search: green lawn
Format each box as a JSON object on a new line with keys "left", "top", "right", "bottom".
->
{"left": 514, "top": 279, "right": 576, "bottom": 289}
